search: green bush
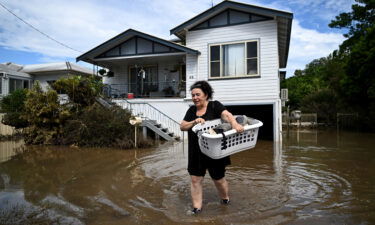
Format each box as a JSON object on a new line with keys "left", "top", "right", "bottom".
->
{"left": 61, "top": 103, "right": 135, "bottom": 148}
{"left": 0, "top": 89, "right": 28, "bottom": 128}
{"left": 52, "top": 75, "right": 103, "bottom": 110}
{"left": 10, "top": 76, "right": 152, "bottom": 148}
{"left": 22, "top": 82, "right": 71, "bottom": 145}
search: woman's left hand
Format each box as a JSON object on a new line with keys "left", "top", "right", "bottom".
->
{"left": 233, "top": 123, "right": 244, "bottom": 133}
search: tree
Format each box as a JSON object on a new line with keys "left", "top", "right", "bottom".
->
{"left": 329, "top": 0, "right": 375, "bottom": 51}
{"left": 281, "top": 57, "right": 329, "bottom": 109}
{"left": 329, "top": 0, "right": 375, "bottom": 130}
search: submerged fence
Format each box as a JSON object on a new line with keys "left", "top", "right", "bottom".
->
{"left": 282, "top": 112, "right": 359, "bottom": 131}
{"left": 282, "top": 113, "right": 318, "bottom": 128}
{"left": 337, "top": 113, "right": 359, "bottom": 131}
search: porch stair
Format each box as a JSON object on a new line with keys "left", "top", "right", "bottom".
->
{"left": 142, "top": 120, "right": 178, "bottom": 141}
{"left": 113, "top": 100, "right": 183, "bottom": 141}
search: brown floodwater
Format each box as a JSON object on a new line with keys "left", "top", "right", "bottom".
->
{"left": 0, "top": 129, "right": 374, "bottom": 224}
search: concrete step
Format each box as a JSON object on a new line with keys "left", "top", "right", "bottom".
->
{"left": 141, "top": 120, "right": 175, "bottom": 141}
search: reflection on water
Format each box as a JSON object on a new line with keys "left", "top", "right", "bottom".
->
{"left": 0, "top": 129, "right": 374, "bottom": 224}
{"left": 0, "top": 140, "right": 24, "bottom": 163}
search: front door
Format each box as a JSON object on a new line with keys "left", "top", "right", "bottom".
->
{"left": 129, "top": 65, "right": 158, "bottom": 97}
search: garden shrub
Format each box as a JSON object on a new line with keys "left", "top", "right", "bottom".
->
{"left": 22, "top": 82, "right": 71, "bottom": 145}
{"left": 52, "top": 76, "right": 103, "bottom": 110}
{"left": 0, "top": 89, "right": 28, "bottom": 128}
{"left": 61, "top": 103, "right": 135, "bottom": 148}
{"left": 3, "top": 76, "right": 152, "bottom": 149}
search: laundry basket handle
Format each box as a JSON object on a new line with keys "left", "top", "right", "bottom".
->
{"left": 220, "top": 132, "right": 228, "bottom": 150}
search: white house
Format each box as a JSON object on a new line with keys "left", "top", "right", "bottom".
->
{"left": 76, "top": 0, "right": 293, "bottom": 141}
{"left": 0, "top": 62, "right": 93, "bottom": 95}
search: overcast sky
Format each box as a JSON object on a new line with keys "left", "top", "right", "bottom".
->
{"left": 0, "top": 0, "right": 354, "bottom": 77}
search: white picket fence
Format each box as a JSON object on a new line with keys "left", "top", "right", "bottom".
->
{"left": 0, "top": 113, "right": 16, "bottom": 136}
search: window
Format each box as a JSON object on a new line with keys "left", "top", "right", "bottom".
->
{"left": 210, "top": 46, "right": 220, "bottom": 77}
{"left": 9, "top": 78, "right": 30, "bottom": 93}
{"left": 209, "top": 40, "right": 259, "bottom": 78}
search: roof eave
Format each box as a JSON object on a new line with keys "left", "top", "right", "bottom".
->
{"left": 278, "top": 16, "right": 293, "bottom": 68}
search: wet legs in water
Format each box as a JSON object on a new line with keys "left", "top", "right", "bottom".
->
{"left": 213, "top": 177, "right": 229, "bottom": 202}
{"left": 190, "top": 175, "right": 204, "bottom": 209}
{"left": 190, "top": 176, "right": 230, "bottom": 210}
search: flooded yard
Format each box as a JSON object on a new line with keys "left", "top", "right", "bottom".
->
{"left": 0, "top": 129, "right": 374, "bottom": 224}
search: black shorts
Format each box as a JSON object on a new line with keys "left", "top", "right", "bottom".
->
{"left": 188, "top": 165, "right": 226, "bottom": 180}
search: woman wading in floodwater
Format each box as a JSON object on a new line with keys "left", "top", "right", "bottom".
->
{"left": 180, "top": 80, "right": 244, "bottom": 214}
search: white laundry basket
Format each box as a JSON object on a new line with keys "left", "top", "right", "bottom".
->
{"left": 192, "top": 117, "right": 263, "bottom": 159}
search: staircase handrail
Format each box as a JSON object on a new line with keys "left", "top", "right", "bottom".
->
{"left": 113, "top": 99, "right": 182, "bottom": 139}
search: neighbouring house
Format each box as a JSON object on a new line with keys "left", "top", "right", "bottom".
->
{"left": 0, "top": 62, "right": 93, "bottom": 96}
{"left": 77, "top": 0, "right": 293, "bottom": 141}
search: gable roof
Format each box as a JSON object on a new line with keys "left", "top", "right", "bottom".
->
{"left": 21, "top": 62, "right": 93, "bottom": 75}
{"left": 170, "top": 0, "right": 293, "bottom": 68}
{"left": 76, "top": 29, "right": 200, "bottom": 64}
{"left": 1, "top": 62, "right": 92, "bottom": 78}
{"left": 0, "top": 63, "right": 30, "bottom": 78}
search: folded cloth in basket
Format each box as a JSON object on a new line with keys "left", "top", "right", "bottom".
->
{"left": 208, "top": 115, "right": 251, "bottom": 135}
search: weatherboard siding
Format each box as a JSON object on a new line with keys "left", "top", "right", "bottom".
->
{"left": 185, "top": 20, "right": 280, "bottom": 102}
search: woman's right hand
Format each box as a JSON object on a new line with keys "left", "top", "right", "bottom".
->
{"left": 180, "top": 118, "right": 205, "bottom": 131}
{"left": 194, "top": 118, "right": 205, "bottom": 125}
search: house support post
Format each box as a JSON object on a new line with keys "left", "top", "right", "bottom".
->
{"left": 134, "top": 126, "right": 137, "bottom": 148}
{"left": 142, "top": 127, "right": 147, "bottom": 139}
{"left": 287, "top": 106, "right": 290, "bottom": 138}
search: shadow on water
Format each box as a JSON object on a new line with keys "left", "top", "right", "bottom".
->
{"left": 0, "top": 129, "right": 374, "bottom": 224}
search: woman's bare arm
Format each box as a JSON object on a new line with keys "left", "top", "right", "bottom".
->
{"left": 221, "top": 110, "right": 244, "bottom": 133}
{"left": 180, "top": 118, "right": 206, "bottom": 131}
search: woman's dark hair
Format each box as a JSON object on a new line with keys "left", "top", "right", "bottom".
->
{"left": 190, "top": 80, "right": 214, "bottom": 100}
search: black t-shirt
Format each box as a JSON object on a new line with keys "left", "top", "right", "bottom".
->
{"left": 183, "top": 100, "right": 231, "bottom": 171}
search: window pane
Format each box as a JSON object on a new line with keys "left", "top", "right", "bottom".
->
{"left": 137, "top": 38, "right": 153, "bottom": 54}
{"left": 247, "top": 42, "right": 257, "bottom": 58}
{"left": 9, "top": 79, "right": 15, "bottom": 93}
{"left": 23, "top": 80, "right": 29, "bottom": 89}
{"left": 209, "top": 11, "right": 228, "bottom": 26}
{"left": 247, "top": 58, "right": 258, "bottom": 75}
{"left": 229, "top": 10, "right": 250, "bottom": 24}
{"left": 121, "top": 38, "right": 136, "bottom": 55}
{"left": 210, "top": 62, "right": 220, "bottom": 77}
{"left": 210, "top": 46, "right": 220, "bottom": 61}
{"left": 222, "top": 43, "right": 245, "bottom": 76}
{"left": 16, "top": 79, "right": 23, "bottom": 90}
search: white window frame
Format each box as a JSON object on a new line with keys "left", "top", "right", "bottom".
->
{"left": 209, "top": 39, "right": 259, "bottom": 79}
